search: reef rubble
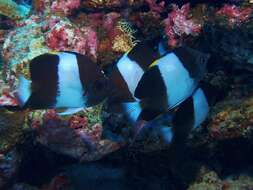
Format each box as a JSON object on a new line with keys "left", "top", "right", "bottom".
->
{"left": 0, "top": 0, "right": 252, "bottom": 189}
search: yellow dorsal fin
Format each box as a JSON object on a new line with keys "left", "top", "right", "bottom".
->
{"left": 49, "top": 51, "right": 58, "bottom": 55}
{"left": 149, "top": 60, "right": 158, "bottom": 68}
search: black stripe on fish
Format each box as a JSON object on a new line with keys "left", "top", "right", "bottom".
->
{"left": 24, "top": 53, "right": 59, "bottom": 108}
{"left": 127, "top": 42, "right": 160, "bottom": 71}
{"left": 109, "top": 67, "right": 136, "bottom": 103}
{"left": 75, "top": 53, "right": 94, "bottom": 93}
{"left": 137, "top": 108, "right": 164, "bottom": 122}
{"left": 135, "top": 65, "right": 167, "bottom": 99}
{"left": 134, "top": 65, "right": 168, "bottom": 116}
{"left": 199, "top": 81, "right": 221, "bottom": 106}
{"left": 173, "top": 46, "right": 209, "bottom": 80}
{"left": 75, "top": 53, "right": 109, "bottom": 106}
{"left": 172, "top": 96, "right": 195, "bottom": 141}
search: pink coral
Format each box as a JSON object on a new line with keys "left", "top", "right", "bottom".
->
{"left": 145, "top": 0, "right": 165, "bottom": 14}
{"left": 45, "top": 21, "right": 98, "bottom": 59}
{"left": 75, "top": 123, "right": 103, "bottom": 142}
{"left": 74, "top": 27, "right": 98, "bottom": 59}
{"left": 69, "top": 115, "right": 88, "bottom": 129}
{"left": 216, "top": 4, "right": 253, "bottom": 26}
{"left": 51, "top": 0, "right": 81, "bottom": 16}
{"left": 103, "top": 12, "right": 121, "bottom": 35}
{"left": 43, "top": 109, "right": 60, "bottom": 122}
{"left": 90, "top": 123, "right": 103, "bottom": 141}
{"left": 46, "top": 26, "right": 69, "bottom": 51}
{"left": 0, "top": 89, "right": 18, "bottom": 106}
{"left": 163, "top": 3, "right": 202, "bottom": 47}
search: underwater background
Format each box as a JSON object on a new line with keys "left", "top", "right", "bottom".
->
{"left": 0, "top": 0, "right": 253, "bottom": 189}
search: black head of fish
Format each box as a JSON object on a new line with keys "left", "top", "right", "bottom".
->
{"left": 74, "top": 53, "right": 111, "bottom": 107}
{"left": 174, "top": 46, "right": 210, "bottom": 81}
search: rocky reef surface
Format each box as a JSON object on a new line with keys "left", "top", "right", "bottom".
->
{"left": 0, "top": 0, "right": 252, "bottom": 189}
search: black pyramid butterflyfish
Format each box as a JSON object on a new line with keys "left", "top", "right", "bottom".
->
{"left": 130, "top": 79, "right": 223, "bottom": 144}
{"left": 133, "top": 46, "right": 209, "bottom": 119}
{"left": 108, "top": 43, "right": 209, "bottom": 122}
{"left": 16, "top": 51, "right": 110, "bottom": 110}
{"left": 107, "top": 42, "right": 161, "bottom": 105}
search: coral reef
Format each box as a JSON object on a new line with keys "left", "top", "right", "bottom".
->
{"left": 0, "top": 0, "right": 252, "bottom": 189}
{"left": 28, "top": 105, "right": 123, "bottom": 161}
{"left": 0, "top": 150, "right": 21, "bottom": 189}
{"left": 216, "top": 4, "right": 252, "bottom": 26}
{"left": 207, "top": 95, "right": 253, "bottom": 140}
{"left": 51, "top": 0, "right": 80, "bottom": 16}
{"left": 199, "top": 20, "right": 253, "bottom": 72}
{"left": 82, "top": 0, "right": 144, "bottom": 9}
{"left": 144, "top": 0, "right": 165, "bottom": 14}
{"left": 45, "top": 19, "right": 98, "bottom": 59}
{"left": 112, "top": 20, "right": 139, "bottom": 52}
{"left": 163, "top": 3, "right": 202, "bottom": 47}
{"left": 188, "top": 167, "right": 253, "bottom": 190}
{"left": 0, "top": 109, "right": 28, "bottom": 153}
{"left": 0, "top": 0, "right": 30, "bottom": 20}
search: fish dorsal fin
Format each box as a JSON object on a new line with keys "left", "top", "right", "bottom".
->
{"left": 127, "top": 42, "right": 160, "bottom": 70}
{"left": 173, "top": 46, "right": 209, "bottom": 80}
{"left": 134, "top": 65, "right": 166, "bottom": 99}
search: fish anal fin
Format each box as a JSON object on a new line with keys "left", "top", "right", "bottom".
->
{"left": 58, "top": 107, "right": 84, "bottom": 116}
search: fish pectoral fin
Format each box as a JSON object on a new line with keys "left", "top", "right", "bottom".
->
{"left": 57, "top": 107, "right": 84, "bottom": 116}
{"left": 152, "top": 112, "right": 174, "bottom": 126}
{"left": 158, "top": 126, "right": 174, "bottom": 144}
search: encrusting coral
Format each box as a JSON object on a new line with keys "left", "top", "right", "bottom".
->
{"left": 0, "top": 108, "right": 28, "bottom": 153}
{"left": 207, "top": 95, "right": 253, "bottom": 140}
{"left": 188, "top": 167, "right": 253, "bottom": 190}
{"left": 0, "top": 0, "right": 30, "bottom": 20}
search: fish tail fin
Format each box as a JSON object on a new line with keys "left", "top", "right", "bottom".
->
{"left": 158, "top": 125, "right": 174, "bottom": 144}
{"left": 17, "top": 75, "right": 32, "bottom": 106}
{"left": 131, "top": 113, "right": 174, "bottom": 145}
{"left": 121, "top": 101, "right": 142, "bottom": 125}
